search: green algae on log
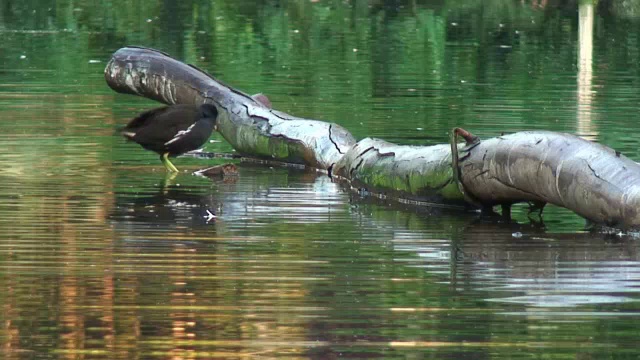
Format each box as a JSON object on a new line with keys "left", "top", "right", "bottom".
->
{"left": 332, "top": 138, "right": 468, "bottom": 208}
{"left": 105, "top": 46, "right": 640, "bottom": 229}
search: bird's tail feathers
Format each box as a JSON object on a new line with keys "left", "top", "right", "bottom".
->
{"left": 120, "top": 130, "right": 137, "bottom": 140}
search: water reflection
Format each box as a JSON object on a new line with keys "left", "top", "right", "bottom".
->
{"left": 577, "top": 1, "right": 597, "bottom": 140}
{"left": 112, "top": 183, "right": 219, "bottom": 228}
{"left": 3, "top": 0, "right": 640, "bottom": 358}
{"left": 112, "top": 167, "right": 347, "bottom": 231}
{"left": 340, "top": 198, "right": 633, "bottom": 314}
{"left": 113, "top": 166, "right": 640, "bottom": 314}
{"left": 462, "top": 225, "right": 640, "bottom": 307}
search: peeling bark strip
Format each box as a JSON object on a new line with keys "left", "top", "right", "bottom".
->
{"left": 106, "top": 47, "right": 640, "bottom": 229}
{"left": 333, "top": 138, "right": 469, "bottom": 208}
{"left": 105, "top": 46, "right": 355, "bottom": 169}
{"left": 458, "top": 131, "right": 640, "bottom": 228}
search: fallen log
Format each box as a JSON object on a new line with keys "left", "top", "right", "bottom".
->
{"left": 105, "top": 47, "right": 640, "bottom": 229}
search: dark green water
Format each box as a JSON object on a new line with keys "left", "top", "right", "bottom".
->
{"left": 2, "top": 0, "right": 640, "bottom": 358}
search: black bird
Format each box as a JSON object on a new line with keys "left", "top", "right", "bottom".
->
{"left": 121, "top": 104, "right": 218, "bottom": 172}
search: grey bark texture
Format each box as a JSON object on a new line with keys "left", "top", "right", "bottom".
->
{"left": 456, "top": 131, "right": 640, "bottom": 228}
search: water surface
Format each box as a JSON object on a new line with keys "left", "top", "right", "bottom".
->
{"left": 2, "top": 1, "right": 640, "bottom": 358}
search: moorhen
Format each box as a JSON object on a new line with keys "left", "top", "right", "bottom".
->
{"left": 121, "top": 104, "right": 218, "bottom": 172}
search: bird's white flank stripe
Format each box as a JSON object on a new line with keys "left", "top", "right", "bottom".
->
{"left": 165, "top": 123, "right": 196, "bottom": 145}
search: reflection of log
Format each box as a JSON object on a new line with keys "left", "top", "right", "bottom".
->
{"left": 453, "top": 222, "right": 640, "bottom": 307}
{"left": 105, "top": 47, "right": 640, "bottom": 229}
{"left": 577, "top": 2, "right": 596, "bottom": 139}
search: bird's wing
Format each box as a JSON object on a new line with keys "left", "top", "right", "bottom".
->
{"left": 164, "top": 123, "right": 197, "bottom": 145}
{"left": 121, "top": 106, "right": 170, "bottom": 131}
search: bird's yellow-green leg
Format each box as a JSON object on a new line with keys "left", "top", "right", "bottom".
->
{"left": 161, "top": 152, "right": 179, "bottom": 172}
{"left": 162, "top": 171, "right": 179, "bottom": 191}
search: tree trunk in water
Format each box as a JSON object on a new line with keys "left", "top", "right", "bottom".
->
{"left": 105, "top": 46, "right": 640, "bottom": 229}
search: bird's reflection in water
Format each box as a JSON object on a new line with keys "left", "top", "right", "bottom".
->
{"left": 112, "top": 162, "right": 240, "bottom": 231}
{"left": 111, "top": 179, "right": 222, "bottom": 229}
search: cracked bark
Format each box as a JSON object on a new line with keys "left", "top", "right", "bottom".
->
{"left": 332, "top": 138, "right": 469, "bottom": 207}
{"left": 328, "top": 125, "right": 346, "bottom": 155}
{"left": 457, "top": 131, "right": 640, "bottom": 228}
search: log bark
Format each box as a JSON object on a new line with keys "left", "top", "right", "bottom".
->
{"left": 332, "top": 138, "right": 468, "bottom": 208}
{"left": 105, "top": 46, "right": 640, "bottom": 229}
{"left": 455, "top": 131, "right": 640, "bottom": 228}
